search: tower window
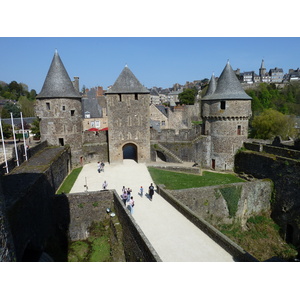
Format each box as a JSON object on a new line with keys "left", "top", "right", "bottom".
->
{"left": 46, "top": 102, "right": 50, "bottom": 110}
{"left": 220, "top": 101, "right": 226, "bottom": 110}
{"left": 118, "top": 94, "right": 122, "bottom": 102}
{"left": 135, "top": 93, "right": 138, "bottom": 100}
{"left": 62, "top": 106, "right": 65, "bottom": 111}
{"left": 237, "top": 125, "right": 241, "bottom": 135}
{"left": 71, "top": 110, "right": 75, "bottom": 116}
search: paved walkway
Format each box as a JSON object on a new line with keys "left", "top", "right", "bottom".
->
{"left": 70, "top": 160, "right": 234, "bottom": 262}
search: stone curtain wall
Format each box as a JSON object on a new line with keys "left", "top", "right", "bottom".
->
{"left": 65, "top": 191, "right": 114, "bottom": 241}
{"left": 113, "top": 191, "right": 161, "bottom": 262}
{"left": 65, "top": 190, "right": 161, "bottom": 261}
{"left": 82, "top": 130, "right": 109, "bottom": 163}
{"left": 1, "top": 146, "right": 71, "bottom": 261}
{"left": 0, "top": 177, "right": 16, "bottom": 261}
{"left": 168, "top": 180, "right": 272, "bottom": 227}
{"left": 4, "top": 173, "right": 58, "bottom": 261}
{"left": 235, "top": 147, "right": 300, "bottom": 248}
{"left": 150, "top": 125, "right": 201, "bottom": 142}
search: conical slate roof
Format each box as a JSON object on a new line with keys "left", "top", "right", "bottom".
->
{"left": 205, "top": 73, "right": 217, "bottom": 97}
{"left": 203, "top": 61, "right": 252, "bottom": 100}
{"left": 37, "top": 51, "right": 81, "bottom": 99}
{"left": 106, "top": 65, "right": 149, "bottom": 94}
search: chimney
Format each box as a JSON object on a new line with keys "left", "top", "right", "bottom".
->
{"left": 73, "top": 77, "right": 80, "bottom": 92}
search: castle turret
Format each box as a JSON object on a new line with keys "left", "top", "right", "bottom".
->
{"left": 36, "top": 51, "right": 83, "bottom": 165}
{"left": 201, "top": 61, "right": 252, "bottom": 170}
{"left": 105, "top": 65, "right": 150, "bottom": 163}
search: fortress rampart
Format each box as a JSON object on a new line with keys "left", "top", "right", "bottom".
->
{"left": 235, "top": 142, "right": 300, "bottom": 249}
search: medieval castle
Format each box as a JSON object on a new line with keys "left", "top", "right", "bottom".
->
{"left": 35, "top": 51, "right": 252, "bottom": 170}
{"left": 2, "top": 50, "right": 300, "bottom": 262}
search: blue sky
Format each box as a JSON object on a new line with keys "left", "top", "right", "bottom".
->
{"left": 1, "top": 37, "right": 300, "bottom": 93}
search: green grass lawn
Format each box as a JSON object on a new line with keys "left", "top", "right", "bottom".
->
{"left": 56, "top": 166, "right": 83, "bottom": 194}
{"left": 147, "top": 167, "right": 245, "bottom": 190}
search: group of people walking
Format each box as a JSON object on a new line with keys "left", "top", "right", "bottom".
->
{"left": 121, "top": 186, "right": 134, "bottom": 214}
{"left": 97, "top": 161, "right": 105, "bottom": 173}
{"left": 97, "top": 161, "right": 155, "bottom": 214}
{"left": 120, "top": 183, "right": 155, "bottom": 214}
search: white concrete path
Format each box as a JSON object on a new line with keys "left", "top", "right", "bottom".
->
{"left": 70, "top": 160, "right": 234, "bottom": 262}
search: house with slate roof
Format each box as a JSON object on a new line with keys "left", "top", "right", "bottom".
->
{"left": 81, "top": 88, "right": 108, "bottom": 131}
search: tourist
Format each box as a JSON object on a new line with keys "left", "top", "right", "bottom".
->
{"left": 127, "top": 187, "right": 132, "bottom": 198}
{"left": 139, "top": 186, "right": 143, "bottom": 197}
{"left": 102, "top": 180, "right": 108, "bottom": 190}
{"left": 122, "top": 190, "right": 128, "bottom": 205}
{"left": 126, "top": 196, "right": 134, "bottom": 214}
{"left": 97, "top": 162, "right": 101, "bottom": 173}
{"left": 148, "top": 183, "right": 154, "bottom": 200}
{"left": 101, "top": 161, "right": 105, "bottom": 172}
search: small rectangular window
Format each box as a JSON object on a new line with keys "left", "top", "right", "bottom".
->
{"left": 237, "top": 125, "right": 241, "bottom": 135}
{"left": 220, "top": 101, "right": 226, "bottom": 110}
{"left": 62, "top": 106, "right": 65, "bottom": 111}
{"left": 46, "top": 102, "right": 50, "bottom": 110}
{"left": 71, "top": 110, "right": 75, "bottom": 116}
{"left": 135, "top": 94, "right": 138, "bottom": 100}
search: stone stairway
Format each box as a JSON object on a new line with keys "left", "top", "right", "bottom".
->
{"left": 155, "top": 142, "right": 184, "bottom": 163}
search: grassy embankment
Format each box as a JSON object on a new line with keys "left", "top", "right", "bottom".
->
{"left": 147, "top": 167, "right": 244, "bottom": 189}
{"left": 147, "top": 167, "right": 298, "bottom": 261}
{"left": 56, "top": 166, "right": 83, "bottom": 194}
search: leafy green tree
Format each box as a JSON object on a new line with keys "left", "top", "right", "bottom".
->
{"left": 18, "top": 95, "right": 36, "bottom": 117}
{"left": 1, "top": 102, "right": 21, "bottom": 118}
{"left": 1, "top": 122, "right": 12, "bottom": 139}
{"left": 250, "top": 109, "right": 296, "bottom": 140}
{"left": 30, "top": 118, "right": 40, "bottom": 139}
{"left": 178, "top": 88, "right": 198, "bottom": 105}
{"left": 246, "top": 82, "right": 300, "bottom": 116}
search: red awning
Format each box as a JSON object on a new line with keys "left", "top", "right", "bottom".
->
{"left": 87, "top": 128, "right": 100, "bottom": 131}
{"left": 100, "top": 127, "right": 108, "bottom": 131}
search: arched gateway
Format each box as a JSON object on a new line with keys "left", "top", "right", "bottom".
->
{"left": 123, "top": 143, "right": 137, "bottom": 161}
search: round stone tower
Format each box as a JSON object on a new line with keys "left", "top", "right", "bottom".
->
{"left": 201, "top": 61, "right": 252, "bottom": 171}
{"left": 35, "top": 51, "right": 83, "bottom": 165}
{"left": 105, "top": 65, "right": 150, "bottom": 163}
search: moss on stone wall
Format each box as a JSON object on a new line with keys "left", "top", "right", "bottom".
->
{"left": 68, "top": 218, "right": 125, "bottom": 262}
{"left": 219, "top": 185, "right": 242, "bottom": 218}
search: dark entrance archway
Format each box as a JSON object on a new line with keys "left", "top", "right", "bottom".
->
{"left": 123, "top": 143, "right": 137, "bottom": 162}
{"left": 156, "top": 151, "right": 167, "bottom": 162}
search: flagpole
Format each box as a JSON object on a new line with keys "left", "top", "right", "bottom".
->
{"left": 0, "top": 118, "right": 9, "bottom": 173}
{"left": 20, "top": 112, "right": 28, "bottom": 161}
{"left": 10, "top": 113, "right": 19, "bottom": 167}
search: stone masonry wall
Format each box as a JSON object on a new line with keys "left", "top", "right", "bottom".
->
{"left": 82, "top": 131, "right": 109, "bottom": 163}
{"left": 169, "top": 180, "right": 272, "bottom": 227}
{"left": 107, "top": 93, "right": 150, "bottom": 163}
{"left": 65, "top": 191, "right": 114, "bottom": 241}
{"left": 235, "top": 148, "right": 300, "bottom": 248}
{"left": 64, "top": 190, "right": 160, "bottom": 261}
